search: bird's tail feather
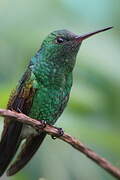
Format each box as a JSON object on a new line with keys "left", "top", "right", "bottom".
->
{"left": 0, "top": 121, "right": 22, "bottom": 176}
{"left": 7, "top": 132, "right": 46, "bottom": 176}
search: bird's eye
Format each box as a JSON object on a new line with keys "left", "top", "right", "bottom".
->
{"left": 56, "top": 37, "right": 64, "bottom": 44}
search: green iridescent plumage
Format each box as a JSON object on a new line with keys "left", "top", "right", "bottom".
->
{"left": 0, "top": 27, "right": 112, "bottom": 176}
{"left": 0, "top": 29, "right": 82, "bottom": 176}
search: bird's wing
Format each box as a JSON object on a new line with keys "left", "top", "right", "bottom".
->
{"left": 0, "top": 68, "right": 36, "bottom": 176}
{"left": 6, "top": 66, "right": 47, "bottom": 176}
{"left": 2, "top": 69, "right": 36, "bottom": 137}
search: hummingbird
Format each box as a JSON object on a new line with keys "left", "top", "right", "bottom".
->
{"left": 0, "top": 26, "right": 112, "bottom": 176}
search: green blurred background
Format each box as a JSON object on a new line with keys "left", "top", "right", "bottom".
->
{"left": 0, "top": 0, "right": 120, "bottom": 180}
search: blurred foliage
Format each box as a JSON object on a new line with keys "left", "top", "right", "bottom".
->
{"left": 0, "top": 0, "right": 120, "bottom": 180}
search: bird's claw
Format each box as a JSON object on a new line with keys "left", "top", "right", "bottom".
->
{"left": 51, "top": 127, "right": 64, "bottom": 140}
{"left": 36, "top": 120, "right": 46, "bottom": 133}
{"left": 41, "top": 120, "right": 47, "bottom": 129}
{"left": 57, "top": 127, "right": 64, "bottom": 136}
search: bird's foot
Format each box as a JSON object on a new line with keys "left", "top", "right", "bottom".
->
{"left": 36, "top": 120, "right": 47, "bottom": 133}
{"left": 51, "top": 127, "right": 64, "bottom": 140}
{"left": 41, "top": 120, "right": 47, "bottom": 129}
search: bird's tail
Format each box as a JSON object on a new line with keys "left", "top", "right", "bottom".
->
{"left": 0, "top": 121, "right": 23, "bottom": 176}
{"left": 7, "top": 132, "right": 46, "bottom": 176}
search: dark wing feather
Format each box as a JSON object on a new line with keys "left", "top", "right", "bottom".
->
{"left": 7, "top": 132, "right": 46, "bottom": 176}
{"left": 0, "top": 68, "right": 36, "bottom": 176}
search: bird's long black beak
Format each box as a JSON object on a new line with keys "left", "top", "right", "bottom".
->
{"left": 75, "top": 26, "right": 113, "bottom": 42}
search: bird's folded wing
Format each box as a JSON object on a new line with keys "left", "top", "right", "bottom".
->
{"left": 0, "top": 68, "right": 37, "bottom": 176}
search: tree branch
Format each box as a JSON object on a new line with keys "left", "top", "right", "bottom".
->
{"left": 0, "top": 109, "right": 120, "bottom": 179}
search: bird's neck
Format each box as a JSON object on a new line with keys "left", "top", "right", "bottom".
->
{"left": 30, "top": 54, "right": 73, "bottom": 89}
{"left": 34, "top": 47, "right": 77, "bottom": 73}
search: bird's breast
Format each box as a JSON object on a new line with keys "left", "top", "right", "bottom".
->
{"left": 29, "top": 84, "right": 70, "bottom": 125}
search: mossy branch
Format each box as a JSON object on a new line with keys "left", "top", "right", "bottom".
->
{"left": 0, "top": 109, "right": 120, "bottom": 179}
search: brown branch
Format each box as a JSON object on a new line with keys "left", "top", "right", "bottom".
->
{"left": 0, "top": 109, "right": 120, "bottom": 179}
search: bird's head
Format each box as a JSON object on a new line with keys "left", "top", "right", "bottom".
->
{"left": 38, "top": 27, "right": 113, "bottom": 72}
{"left": 41, "top": 29, "right": 81, "bottom": 65}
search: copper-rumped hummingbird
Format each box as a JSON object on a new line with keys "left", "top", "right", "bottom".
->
{"left": 0, "top": 26, "right": 113, "bottom": 176}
